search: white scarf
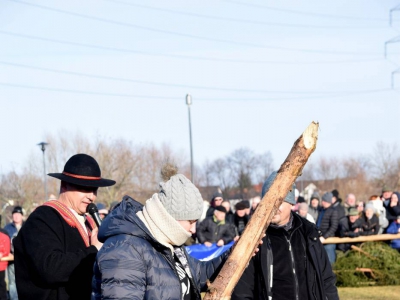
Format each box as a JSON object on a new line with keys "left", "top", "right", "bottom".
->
{"left": 137, "top": 194, "right": 191, "bottom": 253}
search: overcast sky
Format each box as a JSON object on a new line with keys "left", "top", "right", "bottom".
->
{"left": 0, "top": 0, "right": 399, "bottom": 174}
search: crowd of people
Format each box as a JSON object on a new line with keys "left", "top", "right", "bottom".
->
{"left": 1, "top": 152, "right": 399, "bottom": 299}
{"left": 190, "top": 187, "right": 400, "bottom": 266}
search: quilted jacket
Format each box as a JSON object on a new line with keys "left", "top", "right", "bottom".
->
{"left": 92, "top": 196, "right": 228, "bottom": 300}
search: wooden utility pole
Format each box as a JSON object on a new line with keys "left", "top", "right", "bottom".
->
{"left": 204, "top": 121, "right": 319, "bottom": 300}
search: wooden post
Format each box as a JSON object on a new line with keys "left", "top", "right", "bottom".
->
{"left": 203, "top": 121, "right": 319, "bottom": 300}
{"left": 322, "top": 233, "right": 400, "bottom": 244}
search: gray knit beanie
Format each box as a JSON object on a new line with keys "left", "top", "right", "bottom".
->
{"left": 261, "top": 171, "right": 296, "bottom": 205}
{"left": 322, "top": 192, "right": 333, "bottom": 203}
{"left": 158, "top": 173, "right": 203, "bottom": 221}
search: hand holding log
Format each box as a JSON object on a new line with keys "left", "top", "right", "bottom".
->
{"left": 203, "top": 121, "right": 319, "bottom": 300}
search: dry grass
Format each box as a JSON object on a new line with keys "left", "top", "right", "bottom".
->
{"left": 202, "top": 285, "right": 400, "bottom": 299}
{"left": 338, "top": 285, "right": 400, "bottom": 300}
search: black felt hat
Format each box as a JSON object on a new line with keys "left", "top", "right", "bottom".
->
{"left": 48, "top": 154, "right": 116, "bottom": 187}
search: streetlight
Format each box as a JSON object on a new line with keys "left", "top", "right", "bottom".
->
{"left": 37, "top": 142, "right": 49, "bottom": 201}
{"left": 186, "top": 94, "right": 194, "bottom": 182}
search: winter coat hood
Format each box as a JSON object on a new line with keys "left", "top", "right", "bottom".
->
{"left": 98, "top": 196, "right": 152, "bottom": 243}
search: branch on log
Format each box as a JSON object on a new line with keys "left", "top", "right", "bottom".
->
{"left": 323, "top": 233, "right": 400, "bottom": 244}
{"left": 355, "top": 268, "right": 376, "bottom": 279}
{"left": 350, "top": 245, "right": 377, "bottom": 260}
{"left": 203, "top": 121, "right": 319, "bottom": 300}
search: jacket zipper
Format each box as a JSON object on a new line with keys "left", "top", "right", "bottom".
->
{"left": 285, "top": 236, "right": 299, "bottom": 300}
{"left": 161, "top": 253, "right": 183, "bottom": 299}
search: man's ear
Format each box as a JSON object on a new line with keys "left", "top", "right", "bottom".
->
{"left": 60, "top": 181, "right": 68, "bottom": 193}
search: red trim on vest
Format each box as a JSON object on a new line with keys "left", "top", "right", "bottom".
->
{"left": 42, "top": 200, "right": 97, "bottom": 247}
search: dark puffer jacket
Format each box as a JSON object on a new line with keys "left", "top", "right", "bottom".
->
{"left": 317, "top": 205, "right": 339, "bottom": 239}
{"left": 92, "top": 196, "right": 228, "bottom": 300}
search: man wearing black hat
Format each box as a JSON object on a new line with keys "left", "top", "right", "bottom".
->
{"left": 233, "top": 201, "right": 249, "bottom": 236}
{"left": 197, "top": 206, "right": 236, "bottom": 247}
{"left": 13, "top": 154, "right": 115, "bottom": 300}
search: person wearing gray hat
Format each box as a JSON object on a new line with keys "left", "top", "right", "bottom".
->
{"left": 309, "top": 193, "right": 321, "bottom": 221}
{"left": 337, "top": 207, "right": 365, "bottom": 252}
{"left": 93, "top": 164, "right": 231, "bottom": 300}
{"left": 232, "top": 171, "right": 338, "bottom": 300}
{"left": 316, "top": 192, "right": 339, "bottom": 265}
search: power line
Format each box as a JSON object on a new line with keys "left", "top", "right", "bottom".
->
{"left": 0, "top": 82, "right": 178, "bottom": 99}
{"left": 102, "top": 0, "right": 384, "bottom": 30}
{"left": 0, "top": 60, "right": 391, "bottom": 95}
{"left": 390, "top": 4, "right": 400, "bottom": 26}
{"left": 225, "top": 0, "right": 391, "bottom": 22}
{"left": 0, "top": 30, "right": 384, "bottom": 65}
{"left": 5, "top": 0, "right": 385, "bottom": 56}
{"left": 0, "top": 81, "right": 394, "bottom": 101}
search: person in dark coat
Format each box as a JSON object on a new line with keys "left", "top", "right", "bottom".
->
{"left": 197, "top": 206, "right": 236, "bottom": 247}
{"left": 308, "top": 193, "right": 320, "bottom": 222}
{"left": 361, "top": 203, "right": 380, "bottom": 235}
{"left": 316, "top": 192, "right": 339, "bottom": 264}
{"left": 13, "top": 154, "right": 116, "bottom": 300}
{"left": 221, "top": 200, "right": 234, "bottom": 224}
{"left": 233, "top": 201, "right": 250, "bottom": 236}
{"left": 232, "top": 171, "right": 338, "bottom": 300}
{"left": 4, "top": 205, "right": 24, "bottom": 300}
{"left": 332, "top": 189, "right": 346, "bottom": 222}
{"left": 205, "top": 192, "right": 224, "bottom": 218}
{"left": 337, "top": 208, "right": 365, "bottom": 252}
{"left": 92, "top": 166, "right": 229, "bottom": 300}
{"left": 385, "top": 192, "right": 400, "bottom": 224}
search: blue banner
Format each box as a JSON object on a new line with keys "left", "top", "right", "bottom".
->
{"left": 186, "top": 242, "right": 234, "bottom": 261}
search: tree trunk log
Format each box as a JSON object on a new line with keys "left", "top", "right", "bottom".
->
{"left": 203, "top": 121, "right": 319, "bottom": 300}
{"left": 323, "top": 233, "right": 400, "bottom": 244}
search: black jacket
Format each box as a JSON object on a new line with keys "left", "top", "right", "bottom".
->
{"left": 317, "top": 206, "right": 339, "bottom": 239}
{"left": 232, "top": 213, "right": 338, "bottom": 300}
{"left": 337, "top": 216, "right": 364, "bottom": 252}
{"left": 197, "top": 217, "right": 236, "bottom": 244}
{"left": 361, "top": 213, "right": 380, "bottom": 235}
{"left": 233, "top": 214, "right": 249, "bottom": 236}
{"left": 13, "top": 206, "right": 98, "bottom": 300}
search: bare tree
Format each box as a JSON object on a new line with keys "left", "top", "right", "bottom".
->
{"left": 254, "top": 151, "right": 274, "bottom": 184}
{"left": 370, "top": 141, "right": 400, "bottom": 190}
{"left": 208, "top": 158, "right": 233, "bottom": 197}
{"left": 227, "top": 148, "right": 257, "bottom": 198}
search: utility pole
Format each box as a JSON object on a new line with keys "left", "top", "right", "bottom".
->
{"left": 186, "top": 94, "right": 194, "bottom": 182}
{"left": 37, "top": 142, "right": 49, "bottom": 201}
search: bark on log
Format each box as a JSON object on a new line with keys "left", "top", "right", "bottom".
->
{"left": 203, "top": 121, "right": 319, "bottom": 300}
{"left": 323, "top": 233, "right": 400, "bottom": 244}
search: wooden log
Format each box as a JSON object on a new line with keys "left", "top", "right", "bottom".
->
{"left": 203, "top": 121, "right": 319, "bottom": 300}
{"left": 322, "top": 233, "right": 400, "bottom": 244}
